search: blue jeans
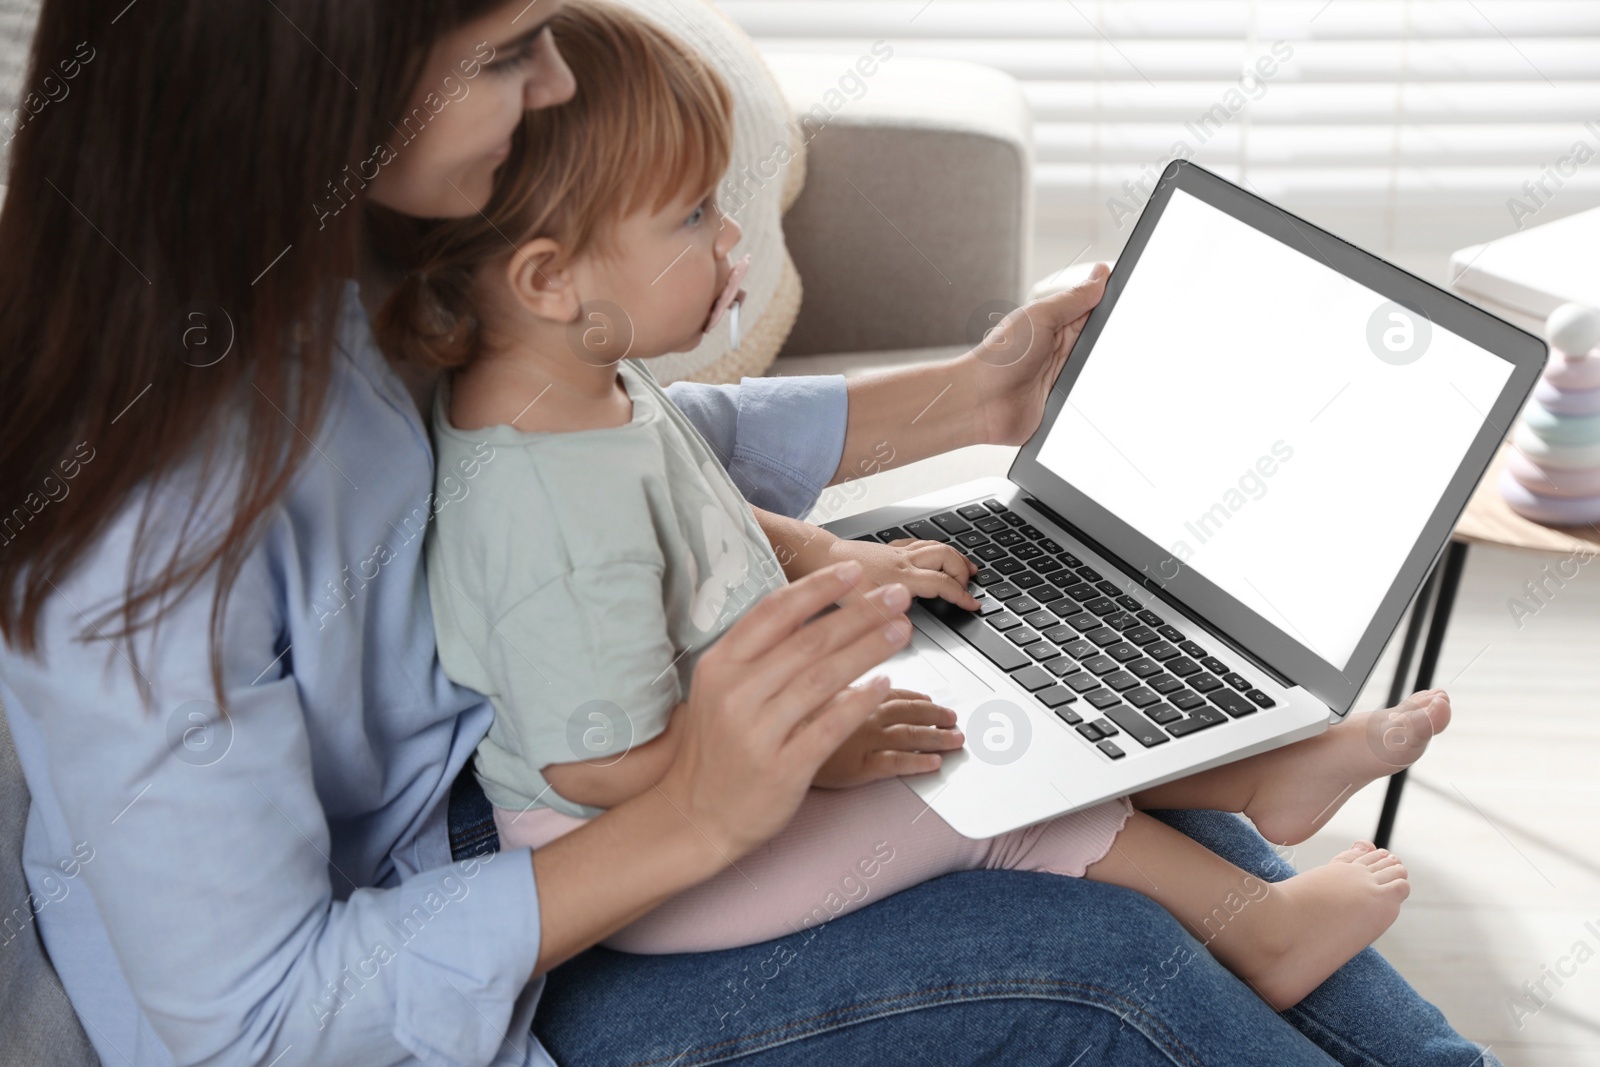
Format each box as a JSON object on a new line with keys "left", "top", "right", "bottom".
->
{"left": 448, "top": 774, "right": 1494, "bottom": 1066}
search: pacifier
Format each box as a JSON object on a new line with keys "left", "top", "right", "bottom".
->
{"left": 705, "top": 254, "right": 750, "bottom": 350}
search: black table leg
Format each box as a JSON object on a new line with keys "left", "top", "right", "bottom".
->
{"left": 1373, "top": 540, "right": 1470, "bottom": 849}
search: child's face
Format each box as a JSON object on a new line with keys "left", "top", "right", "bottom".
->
{"left": 567, "top": 185, "right": 746, "bottom": 359}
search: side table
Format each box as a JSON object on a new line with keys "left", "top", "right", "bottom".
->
{"left": 1373, "top": 441, "right": 1600, "bottom": 848}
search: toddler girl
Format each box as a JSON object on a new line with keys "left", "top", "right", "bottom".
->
{"left": 374, "top": 0, "right": 1450, "bottom": 1010}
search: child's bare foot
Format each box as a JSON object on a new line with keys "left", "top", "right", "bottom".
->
{"left": 1244, "top": 690, "right": 1452, "bottom": 846}
{"left": 1221, "top": 842, "right": 1410, "bottom": 1010}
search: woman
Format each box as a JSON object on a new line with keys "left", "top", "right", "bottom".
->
{"left": 0, "top": 1, "right": 1493, "bottom": 1064}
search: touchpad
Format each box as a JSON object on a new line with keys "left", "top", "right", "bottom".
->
{"left": 873, "top": 623, "right": 996, "bottom": 706}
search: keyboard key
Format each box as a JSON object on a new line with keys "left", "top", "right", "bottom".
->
{"left": 1200, "top": 656, "right": 1230, "bottom": 676}
{"left": 1157, "top": 624, "right": 1185, "bottom": 643}
{"left": 1209, "top": 689, "right": 1257, "bottom": 718}
{"left": 1144, "top": 641, "right": 1179, "bottom": 661}
{"left": 1027, "top": 642, "right": 1058, "bottom": 661}
{"left": 975, "top": 515, "right": 1008, "bottom": 534}
{"left": 1039, "top": 538, "right": 1064, "bottom": 554}
{"left": 958, "top": 504, "right": 991, "bottom": 521}
{"left": 988, "top": 582, "right": 1020, "bottom": 599}
{"left": 1091, "top": 717, "right": 1119, "bottom": 737}
{"left": 1062, "top": 638, "right": 1098, "bottom": 660}
{"left": 1190, "top": 673, "right": 1224, "bottom": 693}
{"left": 1143, "top": 702, "right": 1183, "bottom": 725}
{"left": 1105, "top": 706, "right": 1169, "bottom": 748}
{"left": 1246, "top": 689, "right": 1276, "bottom": 708}
{"left": 1023, "top": 610, "right": 1055, "bottom": 630}
{"left": 1013, "top": 544, "right": 1044, "bottom": 561}
{"left": 983, "top": 498, "right": 1009, "bottom": 514}
{"left": 901, "top": 519, "right": 950, "bottom": 542}
{"left": 1102, "top": 610, "right": 1138, "bottom": 630}
{"left": 852, "top": 533, "right": 881, "bottom": 543}
{"left": 975, "top": 544, "right": 1008, "bottom": 562}
{"left": 1006, "top": 627, "right": 1042, "bottom": 647}
{"left": 1116, "top": 596, "right": 1143, "bottom": 612}
{"left": 1064, "top": 611, "right": 1100, "bottom": 631}
{"left": 1081, "top": 655, "right": 1118, "bottom": 675}
{"left": 956, "top": 531, "right": 990, "bottom": 549}
{"left": 976, "top": 597, "right": 1006, "bottom": 617}
{"left": 993, "top": 530, "right": 1025, "bottom": 548}
{"left": 1085, "top": 626, "right": 1121, "bottom": 646}
{"left": 1085, "top": 688, "right": 1120, "bottom": 709}
{"left": 1060, "top": 551, "right": 1083, "bottom": 567}
{"left": 995, "top": 559, "right": 1025, "bottom": 575}
{"left": 1013, "top": 572, "right": 1044, "bottom": 589}
{"left": 1149, "top": 674, "right": 1185, "bottom": 695}
{"left": 1064, "top": 582, "right": 1099, "bottom": 601}
{"left": 988, "top": 612, "right": 1022, "bottom": 632}
{"left": 1034, "top": 557, "right": 1066, "bottom": 574}
{"left": 1001, "top": 512, "right": 1027, "bottom": 527}
{"left": 1010, "top": 665, "right": 1055, "bottom": 692}
{"left": 1084, "top": 597, "right": 1118, "bottom": 616}
{"left": 1076, "top": 721, "right": 1105, "bottom": 741}
{"left": 1124, "top": 686, "right": 1159, "bottom": 708}
{"left": 1102, "top": 670, "right": 1138, "bottom": 691}
{"left": 1095, "top": 580, "right": 1122, "bottom": 599}
{"left": 974, "top": 570, "right": 1004, "bottom": 587}
{"left": 1062, "top": 671, "right": 1101, "bottom": 693}
{"left": 1171, "top": 690, "right": 1205, "bottom": 711}
{"left": 1124, "top": 626, "right": 1159, "bottom": 645}
{"left": 1167, "top": 705, "right": 1227, "bottom": 737}
{"left": 1166, "top": 657, "right": 1200, "bottom": 677}
{"left": 1042, "top": 657, "right": 1077, "bottom": 676}
{"left": 935, "top": 608, "right": 1028, "bottom": 671}
{"left": 1179, "top": 640, "right": 1209, "bottom": 659}
{"left": 1052, "top": 703, "right": 1084, "bottom": 726}
{"left": 1097, "top": 738, "right": 1126, "bottom": 760}
{"left": 1223, "top": 672, "right": 1251, "bottom": 692}
{"left": 931, "top": 511, "right": 972, "bottom": 535}
{"left": 1005, "top": 596, "right": 1041, "bottom": 615}
{"left": 1105, "top": 642, "right": 1141, "bottom": 663}
{"left": 1137, "top": 610, "right": 1164, "bottom": 627}
{"left": 1042, "top": 624, "right": 1076, "bottom": 644}
{"left": 1077, "top": 565, "right": 1103, "bottom": 581}
{"left": 875, "top": 526, "right": 910, "bottom": 542}
{"left": 1127, "top": 658, "right": 1162, "bottom": 678}
{"left": 1032, "top": 584, "right": 1066, "bottom": 604}
{"left": 1018, "top": 524, "right": 1046, "bottom": 540}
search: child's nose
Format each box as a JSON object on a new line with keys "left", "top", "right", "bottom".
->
{"left": 715, "top": 212, "right": 743, "bottom": 256}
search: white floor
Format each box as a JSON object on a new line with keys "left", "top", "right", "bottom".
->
{"left": 801, "top": 439, "right": 1600, "bottom": 1067}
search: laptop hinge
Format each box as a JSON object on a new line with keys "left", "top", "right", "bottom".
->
{"left": 1019, "top": 494, "right": 1295, "bottom": 690}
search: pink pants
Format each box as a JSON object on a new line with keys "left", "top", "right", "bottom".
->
{"left": 494, "top": 781, "right": 1134, "bottom": 955}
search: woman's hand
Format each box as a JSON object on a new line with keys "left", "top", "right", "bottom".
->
{"left": 653, "top": 560, "right": 917, "bottom": 858}
{"left": 813, "top": 688, "right": 964, "bottom": 788}
{"left": 966, "top": 262, "right": 1111, "bottom": 447}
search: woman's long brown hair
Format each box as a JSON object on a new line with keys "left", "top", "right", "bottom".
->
{"left": 0, "top": 0, "right": 503, "bottom": 712}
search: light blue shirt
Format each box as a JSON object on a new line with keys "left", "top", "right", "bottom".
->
{"left": 0, "top": 279, "right": 848, "bottom": 1067}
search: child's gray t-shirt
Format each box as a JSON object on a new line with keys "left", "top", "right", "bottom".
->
{"left": 426, "top": 359, "right": 788, "bottom": 818}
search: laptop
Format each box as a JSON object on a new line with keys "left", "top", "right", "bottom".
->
{"left": 826, "top": 159, "right": 1546, "bottom": 839}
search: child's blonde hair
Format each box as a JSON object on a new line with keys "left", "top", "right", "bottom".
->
{"left": 370, "top": 0, "right": 735, "bottom": 370}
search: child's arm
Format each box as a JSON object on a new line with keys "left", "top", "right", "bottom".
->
{"left": 542, "top": 702, "right": 686, "bottom": 809}
{"left": 754, "top": 508, "right": 980, "bottom": 610}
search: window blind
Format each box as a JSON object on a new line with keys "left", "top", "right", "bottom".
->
{"left": 719, "top": 0, "right": 1600, "bottom": 260}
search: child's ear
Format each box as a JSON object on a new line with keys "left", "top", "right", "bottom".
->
{"left": 505, "top": 238, "right": 578, "bottom": 324}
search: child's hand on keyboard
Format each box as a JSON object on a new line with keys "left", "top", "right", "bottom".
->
{"left": 825, "top": 536, "right": 981, "bottom": 611}
{"left": 813, "top": 688, "right": 964, "bottom": 788}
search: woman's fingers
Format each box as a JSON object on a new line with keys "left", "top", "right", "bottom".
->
{"left": 759, "top": 609, "right": 914, "bottom": 734}
{"left": 878, "top": 697, "right": 957, "bottom": 728}
{"left": 715, "top": 561, "right": 868, "bottom": 663}
{"left": 784, "top": 678, "right": 890, "bottom": 770}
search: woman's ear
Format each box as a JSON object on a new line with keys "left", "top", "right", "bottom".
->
{"left": 505, "top": 237, "right": 578, "bottom": 324}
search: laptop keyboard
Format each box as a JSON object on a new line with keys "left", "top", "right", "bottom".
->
{"left": 856, "top": 498, "right": 1277, "bottom": 760}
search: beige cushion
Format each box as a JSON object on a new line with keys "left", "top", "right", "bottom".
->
{"left": 618, "top": 0, "right": 805, "bottom": 385}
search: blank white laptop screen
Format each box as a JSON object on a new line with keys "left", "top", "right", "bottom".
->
{"left": 1035, "top": 188, "right": 1513, "bottom": 670}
